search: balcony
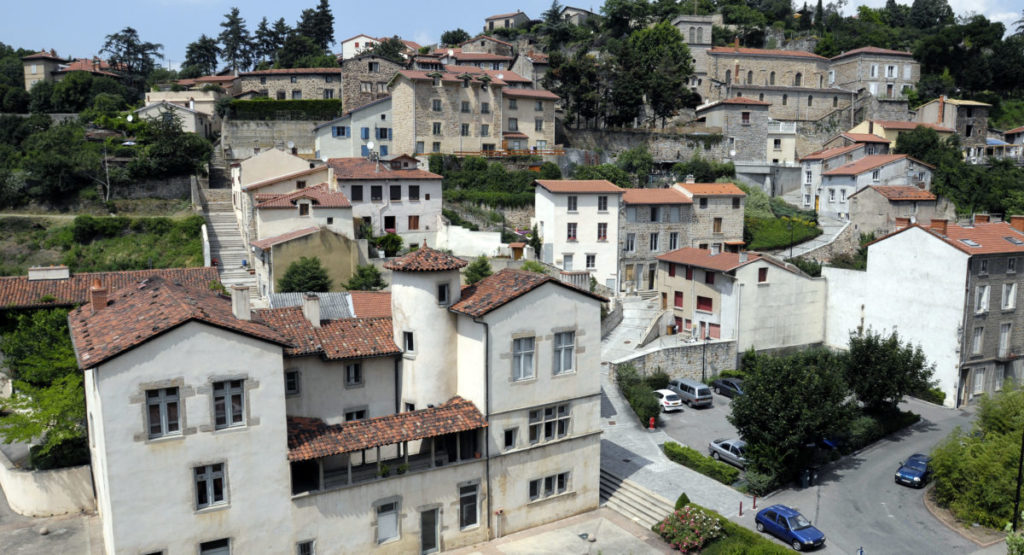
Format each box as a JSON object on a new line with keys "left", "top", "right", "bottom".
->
{"left": 767, "top": 121, "right": 797, "bottom": 134}
{"left": 560, "top": 270, "right": 591, "bottom": 289}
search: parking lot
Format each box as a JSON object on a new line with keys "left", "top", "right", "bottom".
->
{"left": 659, "top": 389, "right": 744, "bottom": 467}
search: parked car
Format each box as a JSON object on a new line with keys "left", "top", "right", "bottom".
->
{"left": 710, "top": 377, "right": 744, "bottom": 398}
{"left": 708, "top": 438, "right": 747, "bottom": 468}
{"left": 755, "top": 504, "right": 826, "bottom": 551}
{"left": 668, "top": 378, "right": 713, "bottom": 408}
{"left": 894, "top": 453, "right": 932, "bottom": 488}
{"left": 653, "top": 389, "right": 683, "bottom": 412}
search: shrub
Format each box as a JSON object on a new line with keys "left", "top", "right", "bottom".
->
{"left": 627, "top": 383, "right": 662, "bottom": 427}
{"left": 675, "top": 492, "right": 690, "bottom": 510}
{"left": 664, "top": 441, "right": 740, "bottom": 485}
{"left": 653, "top": 504, "right": 725, "bottom": 552}
{"left": 521, "top": 260, "right": 547, "bottom": 273}
{"left": 742, "top": 469, "right": 778, "bottom": 496}
{"left": 745, "top": 216, "right": 822, "bottom": 250}
{"left": 648, "top": 369, "right": 670, "bottom": 390}
{"left": 914, "top": 386, "right": 946, "bottom": 405}
{"left": 29, "top": 437, "right": 89, "bottom": 470}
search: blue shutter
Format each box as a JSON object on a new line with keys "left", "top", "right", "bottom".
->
{"left": 343, "top": 126, "right": 349, "bottom": 137}
{"left": 331, "top": 126, "right": 340, "bottom": 137}
{"left": 361, "top": 127, "right": 369, "bottom": 139}
{"left": 380, "top": 145, "right": 388, "bottom": 156}
{"left": 361, "top": 145, "right": 369, "bottom": 156}
{"left": 388, "top": 128, "right": 393, "bottom": 140}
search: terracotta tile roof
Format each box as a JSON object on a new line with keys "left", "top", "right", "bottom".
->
{"left": 534, "top": 179, "right": 624, "bottom": 194}
{"left": 450, "top": 268, "right": 606, "bottom": 318}
{"left": 241, "top": 68, "right": 341, "bottom": 76}
{"left": 349, "top": 291, "right": 392, "bottom": 318}
{"left": 194, "top": 75, "right": 236, "bottom": 83}
{"left": 1005, "top": 126, "right": 1024, "bottom": 135}
{"left": 676, "top": 183, "right": 746, "bottom": 196}
{"left": 253, "top": 308, "right": 399, "bottom": 359}
{"left": 502, "top": 131, "right": 529, "bottom": 139}
{"left": 501, "top": 88, "right": 559, "bottom": 100}
{"left": 656, "top": 248, "right": 761, "bottom": 273}
{"left": 383, "top": 246, "right": 468, "bottom": 272}
{"left": 874, "top": 120, "right": 954, "bottom": 133}
{"left": 508, "top": 242, "right": 526, "bottom": 248}
{"left": 867, "top": 186, "right": 936, "bottom": 201}
{"left": 255, "top": 184, "right": 351, "bottom": 209}
{"left": 708, "top": 46, "right": 827, "bottom": 60}
{"left": 800, "top": 143, "right": 862, "bottom": 161}
{"left": 830, "top": 46, "right": 914, "bottom": 60}
{"left": 823, "top": 154, "right": 913, "bottom": 176}
{"left": 622, "top": 188, "right": 693, "bottom": 205}
{"left": 875, "top": 222, "right": 1024, "bottom": 256}
{"left": 56, "top": 58, "right": 120, "bottom": 78}
{"left": 524, "top": 51, "right": 549, "bottom": 63}
{"left": 697, "top": 97, "right": 771, "bottom": 111}
{"left": 0, "top": 267, "right": 218, "bottom": 310}
{"left": 451, "top": 52, "right": 514, "bottom": 62}
{"left": 243, "top": 166, "right": 327, "bottom": 191}
{"left": 68, "top": 277, "right": 289, "bottom": 369}
{"left": 842, "top": 133, "right": 890, "bottom": 143}
{"left": 22, "top": 50, "right": 69, "bottom": 62}
{"left": 460, "top": 35, "right": 514, "bottom": 48}
{"left": 251, "top": 227, "right": 321, "bottom": 250}
{"left": 486, "top": 11, "right": 525, "bottom": 20}
{"left": 327, "top": 157, "right": 442, "bottom": 180}
{"left": 287, "top": 396, "right": 487, "bottom": 461}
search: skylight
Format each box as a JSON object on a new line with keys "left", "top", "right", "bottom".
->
{"left": 960, "top": 239, "right": 980, "bottom": 247}
{"left": 1006, "top": 236, "right": 1024, "bottom": 245}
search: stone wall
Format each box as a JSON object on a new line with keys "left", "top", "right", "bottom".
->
{"left": 237, "top": 71, "right": 342, "bottom": 100}
{"left": 0, "top": 447, "right": 95, "bottom": 517}
{"left": 341, "top": 55, "right": 402, "bottom": 112}
{"left": 612, "top": 339, "right": 739, "bottom": 380}
{"left": 800, "top": 219, "right": 858, "bottom": 263}
{"left": 222, "top": 118, "right": 327, "bottom": 160}
{"left": 601, "top": 298, "right": 623, "bottom": 339}
{"left": 115, "top": 175, "right": 191, "bottom": 199}
{"left": 560, "top": 127, "right": 726, "bottom": 163}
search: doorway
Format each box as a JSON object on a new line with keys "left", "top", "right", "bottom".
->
{"left": 648, "top": 265, "right": 656, "bottom": 290}
{"left": 421, "top": 508, "right": 439, "bottom": 554}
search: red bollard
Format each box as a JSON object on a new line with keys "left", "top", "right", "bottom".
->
{"left": 753, "top": 496, "right": 757, "bottom": 509}
{"left": 648, "top": 417, "right": 655, "bottom": 430}
{"left": 739, "top": 501, "right": 743, "bottom": 516}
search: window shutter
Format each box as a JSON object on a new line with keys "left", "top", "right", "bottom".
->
{"left": 361, "top": 127, "right": 369, "bottom": 139}
{"left": 380, "top": 145, "right": 388, "bottom": 156}
{"left": 361, "top": 145, "right": 369, "bottom": 156}
{"left": 388, "top": 128, "right": 393, "bottom": 140}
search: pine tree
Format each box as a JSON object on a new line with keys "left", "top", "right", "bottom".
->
{"left": 181, "top": 35, "right": 220, "bottom": 77}
{"left": 464, "top": 256, "right": 493, "bottom": 285}
{"left": 815, "top": 0, "right": 824, "bottom": 33}
{"left": 218, "top": 7, "right": 253, "bottom": 73}
{"left": 253, "top": 17, "right": 272, "bottom": 64}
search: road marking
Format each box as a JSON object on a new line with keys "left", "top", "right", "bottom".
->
{"left": 881, "top": 502, "right": 895, "bottom": 518}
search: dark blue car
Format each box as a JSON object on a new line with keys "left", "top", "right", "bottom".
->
{"left": 895, "top": 453, "right": 932, "bottom": 488}
{"left": 755, "top": 504, "right": 826, "bottom": 551}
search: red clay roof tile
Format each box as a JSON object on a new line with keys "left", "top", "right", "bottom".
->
{"left": 251, "top": 227, "right": 321, "bottom": 250}
{"left": 243, "top": 167, "right": 328, "bottom": 191}
{"left": 709, "top": 46, "right": 827, "bottom": 60}
{"left": 327, "top": 157, "right": 441, "bottom": 180}
{"left": 822, "top": 154, "right": 912, "bottom": 176}
{"left": 383, "top": 246, "right": 468, "bottom": 272}
{"left": 676, "top": 183, "right": 746, "bottom": 196}
{"left": 534, "top": 180, "right": 623, "bottom": 194}
{"left": 866, "top": 186, "right": 936, "bottom": 201}
{"left": 0, "top": 267, "right": 218, "bottom": 310}
{"left": 253, "top": 308, "right": 399, "bottom": 360}
{"left": 800, "top": 144, "right": 863, "bottom": 161}
{"left": 348, "top": 291, "right": 392, "bottom": 318}
{"left": 622, "top": 188, "right": 693, "bottom": 205}
{"left": 656, "top": 248, "right": 761, "bottom": 272}
{"left": 830, "top": 46, "right": 914, "bottom": 60}
{"left": 255, "top": 184, "right": 351, "bottom": 209}
{"left": 450, "top": 268, "right": 605, "bottom": 318}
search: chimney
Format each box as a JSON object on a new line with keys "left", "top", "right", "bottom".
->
{"left": 930, "top": 218, "right": 948, "bottom": 235}
{"left": 302, "top": 292, "right": 321, "bottom": 328}
{"left": 89, "top": 279, "right": 108, "bottom": 313}
{"left": 231, "top": 285, "right": 251, "bottom": 321}
{"left": 685, "top": 174, "right": 696, "bottom": 184}
{"left": 738, "top": 251, "right": 748, "bottom": 262}
{"left": 937, "top": 95, "right": 944, "bottom": 125}
{"left": 894, "top": 217, "right": 910, "bottom": 229}
{"left": 974, "top": 214, "right": 990, "bottom": 224}
{"left": 868, "top": 121, "right": 874, "bottom": 134}
{"left": 1011, "top": 215, "right": 1024, "bottom": 233}
{"left": 27, "top": 264, "right": 70, "bottom": 281}
{"left": 734, "top": 37, "right": 739, "bottom": 48}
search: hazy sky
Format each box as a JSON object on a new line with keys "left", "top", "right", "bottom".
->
{"left": 2, "top": 0, "right": 1019, "bottom": 69}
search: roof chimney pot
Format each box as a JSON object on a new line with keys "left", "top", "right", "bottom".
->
{"left": 974, "top": 214, "right": 990, "bottom": 224}
{"left": 302, "top": 292, "right": 321, "bottom": 328}
{"left": 231, "top": 285, "right": 251, "bottom": 321}
{"left": 90, "top": 279, "right": 108, "bottom": 313}
{"left": 930, "top": 218, "right": 948, "bottom": 235}
{"left": 1010, "top": 215, "right": 1024, "bottom": 233}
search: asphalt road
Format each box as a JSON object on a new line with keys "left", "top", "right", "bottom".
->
{"left": 660, "top": 391, "right": 744, "bottom": 465}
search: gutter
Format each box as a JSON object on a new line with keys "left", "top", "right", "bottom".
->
{"left": 472, "top": 316, "right": 494, "bottom": 538}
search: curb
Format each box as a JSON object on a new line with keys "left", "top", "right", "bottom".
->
{"left": 921, "top": 484, "right": 1007, "bottom": 548}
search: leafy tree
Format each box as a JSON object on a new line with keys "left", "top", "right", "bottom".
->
{"left": 626, "top": 22, "right": 694, "bottom": 127}
{"left": 539, "top": 162, "right": 561, "bottom": 180}
{"left": 344, "top": 264, "right": 386, "bottom": 291}
{"left": 672, "top": 156, "right": 735, "bottom": 182}
{"left": 616, "top": 143, "right": 654, "bottom": 185}
{"left": 844, "top": 329, "right": 934, "bottom": 411}
{"left": 101, "top": 26, "right": 163, "bottom": 97}
{"left": 440, "top": 29, "right": 471, "bottom": 46}
{"left": 259, "top": 18, "right": 293, "bottom": 66}
{"left": 815, "top": 0, "right": 825, "bottom": 31}
{"left": 277, "top": 33, "right": 333, "bottom": 68}
{"left": 572, "top": 163, "right": 632, "bottom": 187}
{"left": 521, "top": 259, "right": 547, "bottom": 272}
{"left": 892, "top": 125, "right": 962, "bottom": 168}
{"left": 278, "top": 256, "right": 333, "bottom": 292}
{"left": 219, "top": 7, "right": 253, "bottom": 72}
{"left": 366, "top": 36, "right": 407, "bottom": 64}
{"left": 528, "top": 223, "right": 542, "bottom": 258}
{"left": 0, "top": 308, "right": 78, "bottom": 386}
{"left": 375, "top": 233, "right": 403, "bottom": 257}
{"left": 131, "top": 110, "right": 211, "bottom": 178}
{"left": 909, "top": 0, "right": 953, "bottom": 29}
{"left": 21, "top": 123, "right": 99, "bottom": 199}
{"left": 28, "top": 80, "right": 55, "bottom": 113}
{"left": 2, "top": 86, "right": 29, "bottom": 113}
{"left": 50, "top": 71, "right": 95, "bottom": 113}
{"left": 543, "top": 50, "right": 602, "bottom": 128}
{"left": 602, "top": 0, "right": 651, "bottom": 38}
{"left": 729, "top": 349, "right": 855, "bottom": 482}
{"left": 181, "top": 35, "right": 220, "bottom": 77}
{"left": 464, "top": 255, "right": 493, "bottom": 285}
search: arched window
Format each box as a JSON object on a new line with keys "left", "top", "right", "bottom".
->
{"left": 697, "top": 27, "right": 703, "bottom": 43}
{"left": 689, "top": 27, "right": 695, "bottom": 43}
{"left": 782, "top": 94, "right": 788, "bottom": 106}
{"left": 833, "top": 96, "right": 838, "bottom": 107}
{"left": 818, "top": 75, "right": 824, "bottom": 88}
{"left": 807, "top": 95, "right": 813, "bottom": 106}
{"left": 725, "top": 70, "right": 731, "bottom": 84}
{"left": 747, "top": 70, "right": 753, "bottom": 84}
{"left": 759, "top": 93, "right": 764, "bottom": 101}
{"left": 736, "top": 91, "right": 742, "bottom": 97}
{"left": 794, "top": 73, "right": 802, "bottom": 87}
{"left": 769, "top": 72, "right": 775, "bottom": 86}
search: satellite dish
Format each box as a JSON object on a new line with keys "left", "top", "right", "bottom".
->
{"left": 126, "top": 114, "right": 133, "bottom": 122}
{"left": 729, "top": 150, "right": 737, "bottom": 158}
{"left": 367, "top": 141, "right": 375, "bottom": 150}
{"left": 497, "top": 73, "right": 504, "bottom": 80}
{"left": 287, "top": 141, "right": 295, "bottom": 149}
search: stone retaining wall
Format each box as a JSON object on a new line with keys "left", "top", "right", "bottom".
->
{"left": 801, "top": 220, "right": 859, "bottom": 263}
{"left": 612, "top": 339, "right": 738, "bottom": 381}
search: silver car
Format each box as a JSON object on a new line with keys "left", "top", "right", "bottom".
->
{"left": 709, "top": 438, "right": 747, "bottom": 468}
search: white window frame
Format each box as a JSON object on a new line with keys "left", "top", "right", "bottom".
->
{"left": 284, "top": 370, "right": 301, "bottom": 396}
{"left": 649, "top": 232, "right": 659, "bottom": 251}
{"left": 459, "top": 484, "right": 479, "bottom": 529}
{"left": 976, "top": 285, "right": 990, "bottom": 313}
{"left": 146, "top": 387, "right": 180, "bottom": 438}
{"left": 513, "top": 337, "right": 535, "bottom": 381}
{"left": 503, "top": 428, "right": 518, "bottom": 450}
{"left": 972, "top": 326, "right": 984, "bottom": 355}
{"left": 598, "top": 196, "right": 608, "bottom": 211}
{"left": 567, "top": 195, "right": 578, "bottom": 212}
{"left": 625, "top": 233, "right": 636, "bottom": 252}
{"left": 213, "top": 380, "right": 245, "bottom": 429}
{"left": 194, "top": 463, "right": 227, "bottom": 509}
{"left": 1000, "top": 323, "right": 1012, "bottom": 358}
{"left": 403, "top": 331, "right": 415, "bottom": 353}
{"left": 669, "top": 232, "right": 678, "bottom": 250}
{"left": 553, "top": 331, "right": 575, "bottom": 375}
{"left": 528, "top": 403, "right": 570, "bottom": 443}
{"left": 1004, "top": 283, "right": 1017, "bottom": 310}
{"left": 376, "top": 501, "right": 399, "bottom": 544}
{"left": 585, "top": 254, "right": 596, "bottom": 269}
{"left": 346, "top": 363, "right": 363, "bottom": 387}
{"left": 529, "top": 471, "right": 570, "bottom": 501}
{"left": 973, "top": 368, "right": 985, "bottom": 394}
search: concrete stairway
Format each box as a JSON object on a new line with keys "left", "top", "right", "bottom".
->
{"left": 599, "top": 469, "right": 676, "bottom": 530}
{"left": 203, "top": 206, "right": 258, "bottom": 301}
{"left": 208, "top": 140, "right": 231, "bottom": 189}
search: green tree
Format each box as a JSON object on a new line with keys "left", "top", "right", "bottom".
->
{"left": 572, "top": 163, "right": 632, "bottom": 187}
{"left": 616, "top": 143, "right": 654, "bottom": 185}
{"left": 181, "top": 35, "right": 220, "bottom": 77}
{"left": 366, "top": 36, "right": 408, "bottom": 64}
{"left": 602, "top": 0, "right": 651, "bottom": 38}
{"left": 276, "top": 33, "right": 332, "bottom": 68}
{"left": 815, "top": 0, "right": 825, "bottom": 32}
{"left": 344, "top": 264, "right": 386, "bottom": 291}
{"left": 131, "top": 111, "right": 211, "bottom": 177}
{"left": 729, "top": 349, "right": 855, "bottom": 482}
{"left": 101, "top": 26, "right": 163, "bottom": 98}
{"left": 464, "top": 255, "right": 493, "bottom": 285}
{"left": 3, "top": 86, "right": 30, "bottom": 113}
{"left": 539, "top": 161, "right": 561, "bottom": 180}
{"left": 295, "top": 0, "right": 335, "bottom": 52}
{"left": 521, "top": 259, "right": 547, "bottom": 272}
{"left": 909, "top": 0, "right": 953, "bottom": 29}
{"left": 543, "top": 50, "right": 602, "bottom": 128}
{"left": 375, "top": 232, "right": 403, "bottom": 257}
{"left": 440, "top": 29, "right": 471, "bottom": 46}
{"left": 28, "top": 80, "right": 55, "bottom": 113}
{"left": 627, "top": 22, "right": 694, "bottom": 127}
{"left": 0, "top": 308, "right": 78, "bottom": 386}
{"left": 278, "top": 256, "right": 333, "bottom": 292}
{"left": 528, "top": 223, "right": 542, "bottom": 258}
{"left": 50, "top": 71, "right": 95, "bottom": 113}
{"left": 22, "top": 123, "right": 99, "bottom": 199}
{"left": 844, "top": 329, "right": 934, "bottom": 412}
{"left": 219, "top": 7, "right": 253, "bottom": 72}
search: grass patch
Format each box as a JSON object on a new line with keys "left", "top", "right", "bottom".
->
{"left": 664, "top": 441, "right": 740, "bottom": 485}
{"left": 745, "top": 216, "right": 822, "bottom": 250}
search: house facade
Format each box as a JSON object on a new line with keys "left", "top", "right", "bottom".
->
{"left": 238, "top": 68, "right": 343, "bottom": 100}
{"left": 22, "top": 50, "right": 68, "bottom": 90}
{"left": 828, "top": 46, "right": 919, "bottom": 99}
{"left": 847, "top": 185, "right": 956, "bottom": 238}
{"left": 914, "top": 96, "right": 991, "bottom": 162}
{"left": 846, "top": 119, "right": 955, "bottom": 149}
{"left": 534, "top": 179, "right": 623, "bottom": 290}
{"left": 510, "top": 51, "right": 550, "bottom": 89}
{"left": 313, "top": 97, "right": 393, "bottom": 160}
{"left": 696, "top": 97, "right": 771, "bottom": 165}
{"left": 675, "top": 182, "right": 747, "bottom": 252}
{"left": 341, "top": 54, "right": 403, "bottom": 111}
{"left": 340, "top": 34, "right": 380, "bottom": 60}
{"left": 502, "top": 88, "right": 558, "bottom": 150}
{"left": 232, "top": 152, "right": 330, "bottom": 250}
{"left": 485, "top": 11, "right": 530, "bottom": 31}
{"left": 619, "top": 188, "right": 693, "bottom": 293}
{"left": 819, "top": 154, "right": 934, "bottom": 220}
{"left": 134, "top": 101, "right": 214, "bottom": 138}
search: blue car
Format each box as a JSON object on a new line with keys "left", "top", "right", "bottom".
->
{"left": 895, "top": 453, "right": 932, "bottom": 488}
{"left": 755, "top": 504, "right": 826, "bottom": 551}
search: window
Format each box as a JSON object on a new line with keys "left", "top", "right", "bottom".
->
{"left": 1010, "top": 258, "right": 1017, "bottom": 273}
{"left": 807, "top": 95, "right": 813, "bottom": 107}
{"left": 370, "top": 185, "right": 383, "bottom": 201}
{"left": 686, "top": 267, "right": 693, "bottom": 280}
{"left": 586, "top": 254, "right": 596, "bottom": 269}
{"left": 405, "top": 214, "right": 419, "bottom": 231}
{"left": 481, "top": 124, "right": 489, "bottom": 137}
{"left": 378, "top": 127, "right": 390, "bottom": 140}
{"left": 406, "top": 185, "right": 419, "bottom": 201}
{"left": 388, "top": 185, "right": 401, "bottom": 201}
{"left": 213, "top": 380, "right": 244, "bottom": 429}
{"left": 432, "top": 76, "right": 441, "bottom": 87}
{"left": 597, "top": 222, "right": 607, "bottom": 241}
{"left": 285, "top": 371, "right": 300, "bottom": 395}
{"left": 529, "top": 404, "right": 570, "bottom": 444}
{"left": 972, "top": 327, "right": 984, "bottom": 355}
{"left": 870, "top": 64, "right": 878, "bottom": 77}
{"left": 461, "top": 101, "right": 470, "bottom": 113}
{"left": 704, "top": 270, "right": 716, "bottom": 285}
{"left": 886, "top": 65, "right": 896, "bottom": 78}
{"left": 840, "top": 189, "right": 847, "bottom": 202}
{"left": 509, "top": 98, "right": 517, "bottom": 110}
{"left": 725, "top": 70, "right": 731, "bottom": 84}
{"left": 973, "top": 368, "right": 985, "bottom": 394}
{"left": 747, "top": 70, "right": 753, "bottom": 84}
{"left": 194, "top": 464, "right": 226, "bottom": 509}
{"left": 403, "top": 331, "right": 415, "bottom": 352}
{"left": 625, "top": 233, "right": 636, "bottom": 252}
{"left": 553, "top": 331, "right": 575, "bottom": 375}
{"left": 669, "top": 232, "right": 678, "bottom": 250}
{"left": 1004, "top": 283, "right": 1017, "bottom": 310}
{"left": 376, "top": 502, "right": 398, "bottom": 544}
{"left": 344, "top": 363, "right": 362, "bottom": 386}
{"left": 699, "top": 198, "right": 708, "bottom": 209}
{"left": 649, "top": 233, "right": 659, "bottom": 251}
{"left": 674, "top": 291, "right": 683, "bottom": 308}
{"left": 529, "top": 472, "right": 570, "bottom": 500}
{"left": 432, "top": 142, "right": 441, "bottom": 153}
{"left": 323, "top": 89, "right": 334, "bottom": 99}
{"left": 741, "top": 112, "right": 750, "bottom": 125}
{"left": 331, "top": 126, "right": 349, "bottom": 138}
{"left": 460, "top": 485, "right": 478, "bottom": 528}
{"left": 713, "top": 218, "right": 722, "bottom": 233}
{"left": 732, "top": 197, "right": 741, "bottom": 209}
{"left": 567, "top": 195, "right": 578, "bottom": 211}
{"left": 276, "top": 91, "right": 286, "bottom": 100}
{"left": 782, "top": 94, "right": 787, "bottom": 106}
{"left": 829, "top": 189, "right": 836, "bottom": 202}
{"left": 146, "top": 387, "right": 180, "bottom": 438}
{"left": 298, "top": 203, "right": 310, "bottom": 216}
{"left": 508, "top": 118, "right": 518, "bottom": 131}
{"left": 535, "top": 119, "right": 543, "bottom": 131}
{"left": 965, "top": 125, "right": 973, "bottom": 138}
{"left": 481, "top": 102, "right": 490, "bottom": 114}
{"left": 567, "top": 223, "right": 577, "bottom": 241}
{"left": 513, "top": 337, "right": 535, "bottom": 381}
{"left": 345, "top": 409, "right": 367, "bottom": 421}
{"left": 535, "top": 100, "right": 543, "bottom": 111}
{"left": 758, "top": 267, "right": 768, "bottom": 283}
{"left": 650, "top": 206, "right": 661, "bottom": 222}
{"left": 833, "top": 96, "right": 838, "bottom": 107}
{"left": 432, "top": 122, "right": 442, "bottom": 135}
{"left": 504, "top": 428, "right": 517, "bottom": 450}
{"left": 292, "top": 90, "right": 302, "bottom": 100}
{"left": 977, "top": 285, "right": 990, "bottom": 313}
{"left": 598, "top": 196, "right": 608, "bottom": 211}
{"left": 361, "top": 82, "right": 372, "bottom": 93}
{"left": 979, "top": 259, "right": 989, "bottom": 274}
{"left": 350, "top": 185, "right": 364, "bottom": 202}
{"left": 773, "top": 138, "right": 782, "bottom": 151}
{"left": 697, "top": 296, "right": 713, "bottom": 312}
{"left": 462, "top": 78, "right": 470, "bottom": 88}
{"left": 200, "top": 539, "right": 230, "bottom": 555}
{"left": 805, "top": 170, "right": 813, "bottom": 184}
{"left": 432, "top": 99, "right": 442, "bottom": 112}
{"left": 297, "top": 540, "right": 315, "bottom": 555}
{"left": 1000, "top": 323, "right": 1012, "bottom": 357}
{"left": 769, "top": 71, "right": 776, "bottom": 85}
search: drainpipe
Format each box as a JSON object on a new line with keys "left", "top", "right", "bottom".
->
{"left": 956, "top": 263, "right": 971, "bottom": 408}
{"left": 472, "top": 316, "right": 494, "bottom": 538}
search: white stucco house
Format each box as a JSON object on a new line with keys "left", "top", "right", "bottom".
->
{"left": 69, "top": 244, "right": 605, "bottom": 554}
{"left": 340, "top": 34, "right": 381, "bottom": 60}
{"left": 313, "top": 97, "right": 393, "bottom": 160}
{"left": 231, "top": 148, "right": 322, "bottom": 239}
{"left": 533, "top": 179, "right": 624, "bottom": 291}
{"left": 819, "top": 154, "right": 934, "bottom": 220}
{"left": 134, "top": 101, "right": 214, "bottom": 138}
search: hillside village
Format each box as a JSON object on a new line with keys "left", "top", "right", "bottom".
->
{"left": 2, "top": 1, "right": 1024, "bottom": 554}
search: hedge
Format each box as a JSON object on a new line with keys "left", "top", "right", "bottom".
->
{"left": 615, "top": 364, "right": 663, "bottom": 428}
{"left": 664, "top": 441, "right": 740, "bottom": 485}
{"left": 227, "top": 99, "right": 344, "bottom": 120}
{"left": 745, "top": 216, "right": 822, "bottom": 250}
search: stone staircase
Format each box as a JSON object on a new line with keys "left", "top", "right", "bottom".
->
{"left": 208, "top": 140, "right": 231, "bottom": 189}
{"left": 599, "top": 469, "right": 675, "bottom": 530}
{"left": 637, "top": 290, "right": 659, "bottom": 300}
{"left": 203, "top": 199, "right": 258, "bottom": 301}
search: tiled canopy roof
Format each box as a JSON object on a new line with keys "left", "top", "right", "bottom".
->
{"left": 867, "top": 186, "right": 936, "bottom": 201}
{"left": 656, "top": 248, "right": 761, "bottom": 273}
{"left": 873, "top": 120, "right": 954, "bottom": 133}
{"left": 800, "top": 143, "right": 862, "bottom": 161}
{"left": 241, "top": 68, "right": 341, "bottom": 76}
{"left": 287, "top": 396, "right": 487, "bottom": 461}
{"left": 622, "top": 188, "right": 692, "bottom": 205}
{"left": 349, "top": 291, "right": 392, "bottom": 318}
{"left": 254, "top": 184, "right": 351, "bottom": 209}
{"left": 842, "top": 133, "right": 890, "bottom": 143}
{"left": 450, "top": 268, "right": 605, "bottom": 318}
{"left": 253, "top": 308, "right": 399, "bottom": 360}
{"left": 243, "top": 167, "right": 327, "bottom": 192}
{"left": 0, "top": 267, "right": 218, "bottom": 310}
{"left": 68, "top": 277, "right": 289, "bottom": 369}
{"left": 677, "top": 183, "right": 746, "bottom": 196}
{"left": 383, "top": 247, "right": 467, "bottom": 272}
{"left": 830, "top": 46, "right": 914, "bottom": 60}
{"left": 251, "top": 227, "right": 321, "bottom": 250}
{"left": 501, "top": 88, "right": 559, "bottom": 100}
{"left": 534, "top": 179, "right": 623, "bottom": 194}
{"left": 327, "top": 157, "right": 441, "bottom": 180}
{"left": 873, "top": 222, "right": 1024, "bottom": 256}
{"left": 823, "top": 154, "right": 914, "bottom": 176}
